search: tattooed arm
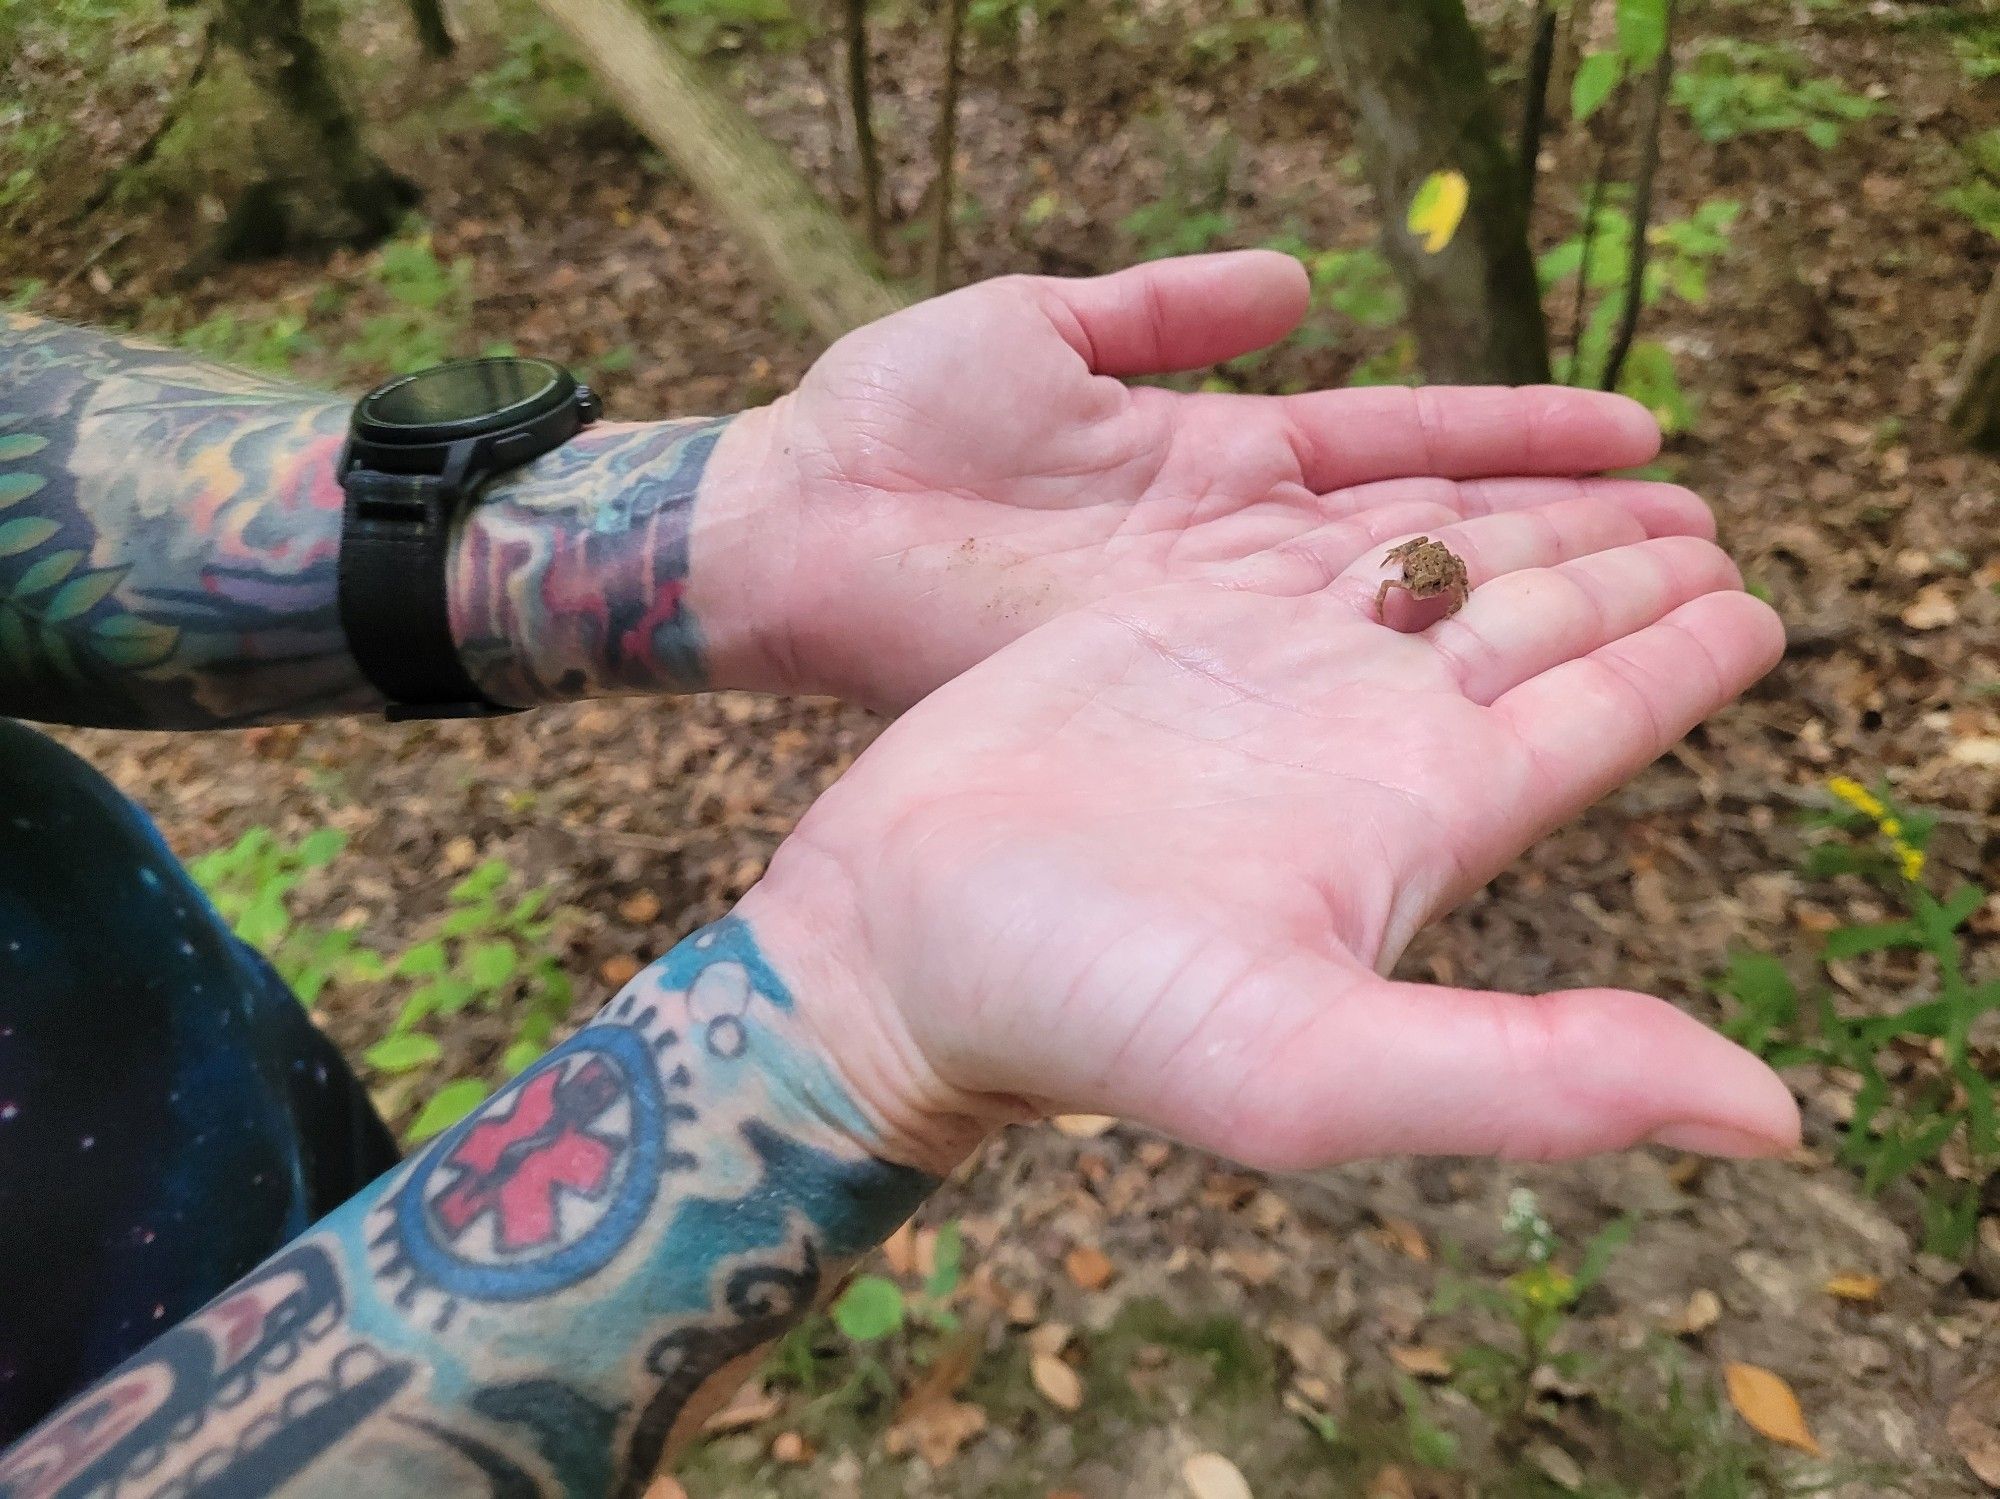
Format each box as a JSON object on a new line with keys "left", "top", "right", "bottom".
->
{"left": 4, "top": 255, "right": 1681, "bottom": 724}
{"left": 0, "top": 906, "right": 946, "bottom": 1498}
{"left": 0, "top": 313, "right": 791, "bottom": 728}
{"left": 3, "top": 502, "right": 1805, "bottom": 1494}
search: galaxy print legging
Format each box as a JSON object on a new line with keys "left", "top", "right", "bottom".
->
{"left": 0, "top": 720, "right": 399, "bottom": 1442}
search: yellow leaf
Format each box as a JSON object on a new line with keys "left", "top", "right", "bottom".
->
{"left": 1181, "top": 1451, "right": 1254, "bottom": 1499}
{"left": 1724, "top": 1363, "right": 1822, "bottom": 1455}
{"left": 1823, "top": 1272, "right": 1882, "bottom": 1303}
{"left": 1407, "top": 169, "right": 1469, "bottom": 254}
{"left": 1030, "top": 1352, "right": 1084, "bottom": 1412}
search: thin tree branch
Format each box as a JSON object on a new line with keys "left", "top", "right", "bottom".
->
{"left": 844, "top": 0, "right": 884, "bottom": 257}
{"left": 1564, "top": 121, "right": 1613, "bottom": 386}
{"left": 1516, "top": 0, "right": 1557, "bottom": 217}
{"left": 405, "top": 0, "right": 454, "bottom": 56}
{"left": 1601, "top": 0, "right": 1676, "bottom": 393}
{"left": 926, "top": 0, "right": 970, "bottom": 294}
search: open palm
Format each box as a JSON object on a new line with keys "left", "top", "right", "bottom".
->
{"left": 740, "top": 251, "right": 1685, "bottom": 710}
{"left": 758, "top": 508, "right": 1800, "bottom": 1172}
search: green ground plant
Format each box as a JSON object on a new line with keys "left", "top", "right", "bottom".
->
{"left": 1715, "top": 778, "right": 1997, "bottom": 1257}
{"left": 1541, "top": 197, "right": 1738, "bottom": 430}
{"left": 1672, "top": 40, "right": 1879, "bottom": 149}
{"left": 1942, "top": 128, "right": 2000, "bottom": 240}
{"left": 190, "top": 826, "right": 577, "bottom": 1142}
{"left": 1436, "top": 1189, "right": 1633, "bottom": 1428}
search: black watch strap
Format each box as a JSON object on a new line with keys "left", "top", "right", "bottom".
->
{"left": 337, "top": 468, "right": 517, "bottom": 722}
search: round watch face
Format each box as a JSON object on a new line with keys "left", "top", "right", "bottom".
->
{"left": 358, "top": 357, "right": 567, "bottom": 433}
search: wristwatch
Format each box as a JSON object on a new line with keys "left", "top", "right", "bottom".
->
{"left": 337, "top": 356, "right": 601, "bottom": 721}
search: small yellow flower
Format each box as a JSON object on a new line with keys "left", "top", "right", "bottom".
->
{"left": 1827, "top": 777, "right": 1886, "bottom": 820}
{"left": 1900, "top": 846, "right": 1925, "bottom": 882}
{"left": 1880, "top": 818, "right": 1903, "bottom": 839}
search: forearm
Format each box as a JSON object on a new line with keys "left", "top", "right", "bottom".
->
{"left": 0, "top": 314, "right": 790, "bottom": 728}
{"left": 0, "top": 908, "right": 944, "bottom": 1496}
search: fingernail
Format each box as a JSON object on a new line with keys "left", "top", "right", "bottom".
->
{"left": 1646, "top": 1120, "right": 1793, "bottom": 1158}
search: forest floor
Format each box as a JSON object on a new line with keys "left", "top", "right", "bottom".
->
{"left": 5, "top": 0, "right": 1999, "bottom": 1493}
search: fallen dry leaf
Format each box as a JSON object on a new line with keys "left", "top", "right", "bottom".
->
{"left": 599, "top": 953, "right": 643, "bottom": 988}
{"left": 1947, "top": 1372, "right": 2000, "bottom": 1487}
{"left": 1365, "top": 1466, "right": 1416, "bottom": 1499}
{"left": 882, "top": 1219, "right": 919, "bottom": 1278}
{"left": 1524, "top": 1439, "right": 1585, "bottom": 1491}
{"left": 702, "top": 1381, "right": 780, "bottom": 1433}
{"left": 1388, "top": 1344, "right": 1453, "bottom": 1379}
{"left": 1901, "top": 583, "right": 1959, "bottom": 630}
{"left": 1724, "top": 1362, "right": 1822, "bottom": 1456}
{"left": 884, "top": 1395, "right": 987, "bottom": 1468}
{"left": 1052, "top": 1113, "right": 1118, "bottom": 1138}
{"left": 770, "top": 1430, "right": 812, "bottom": 1464}
{"left": 1667, "top": 1288, "right": 1722, "bottom": 1336}
{"left": 1030, "top": 1352, "right": 1084, "bottom": 1411}
{"left": 1064, "top": 1245, "right": 1116, "bottom": 1291}
{"left": 1182, "top": 1451, "right": 1253, "bottom": 1499}
{"left": 617, "top": 890, "right": 662, "bottom": 924}
{"left": 641, "top": 1479, "right": 687, "bottom": 1499}
{"left": 443, "top": 835, "right": 477, "bottom": 871}
{"left": 1374, "top": 1215, "right": 1432, "bottom": 1262}
{"left": 1026, "top": 1321, "right": 1073, "bottom": 1358}
{"left": 1213, "top": 1245, "right": 1283, "bottom": 1286}
{"left": 1949, "top": 735, "right": 2000, "bottom": 768}
{"left": 1823, "top": 1272, "right": 1882, "bottom": 1303}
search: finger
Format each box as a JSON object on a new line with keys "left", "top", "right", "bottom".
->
{"left": 1325, "top": 496, "right": 1670, "bottom": 622}
{"left": 1028, "top": 250, "right": 1310, "bottom": 376}
{"left": 1427, "top": 537, "right": 1746, "bottom": 705}
{"left": 1220, "top": 498, "right": 1469, "bottom": 597}
{"left": 1273, "top": 384, "right": 1661, "bottom": 492}
{"left": 1493, "top": 590, "right": 1786, "bottom": 810}
{"left": 1310, "top": 474, "right": 1715, "bottom": 538}
{"left": 1190, "top": 970, "right": 1801, "bottom": 1170}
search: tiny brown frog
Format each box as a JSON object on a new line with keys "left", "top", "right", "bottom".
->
{"left": 1374, "top": 536, "right": 1470, "bottom": 622}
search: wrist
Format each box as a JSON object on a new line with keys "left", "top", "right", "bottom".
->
{"left": 728, "top": 862, "right": 1015, "bottom": 1179}
{"left": 447, "top": 411, "right": 804, "bottom": 706}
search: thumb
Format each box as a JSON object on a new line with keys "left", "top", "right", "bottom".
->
{"left": 1159, "top": 965, "right": 1800, "bottom": 1172}
{"left": 1026, "top": 250, "right": 1310, "bottom": 376}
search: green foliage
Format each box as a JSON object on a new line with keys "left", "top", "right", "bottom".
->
{"left": 188, "top": 826, "right": 360, "bottom": 1004}
{"left": 1436, "top": 1189, "right": 1632, "bottom": 1426}
{"left": 1672, "top": 40, "right": 1879, "bottom": 149}
{"left": 465, "top": 21, "right": 595, "bottom": 134}
{"left": 653, "top": 0, "right": 809, "bottom": 54}
{"left": 177, "top": 309, "right": 318, "bottom": 377}
{"left": 1185, "top": 0, "right": 1318, "bottom": 87}
{"left": 189, "top": 827, "right": 575, "bottom": 1144}
{"left": 340, "top": 227, "right": 476, "bottom": 376}
{"left": 830, "top": 1220, "right": 966, "bottom": 1343}
{"left": 966, "top": 0, "right": 1073, "bottom": 46}
{"left": 830, "top": 1274, "right": 906, "bottom": 1341}
{"left": 1715, "top": 780, "right": 1996, "bottom": 1257}
{"left": 1120, "top": 123, "right": 1237, "bottom": 261}
{"left": 1570, "top": 0, "right": 1668, "bottom": 124}
{"left": 1942, "top": 129, "right": 2000, "bottom": 240}
{"left": 1541, "top": 197, "right": 1738, "bottom": 430}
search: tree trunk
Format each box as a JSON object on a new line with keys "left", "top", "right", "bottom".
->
{"left": 843, "top": 0, "right": 884, "bottom": 256}
{"left": 1949, "top": 263, "right": 2000, "bottom": 455}
{"left": 1305, "top": 0, "right": 1551, "bottom": 384}
{"left": 211, "top": 0, "right": 417, "bottom": 258}
{"left": 406, "top": 0, "right": 455, "bottom": 57}
{"left": 532, "top": 0, "right": 904, "bottom": 342}
{"left": 926, "top": 0, "right": 969, "bottom": 293}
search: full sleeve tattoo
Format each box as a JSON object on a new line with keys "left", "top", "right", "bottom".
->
{"left": 0, "top": 917, "right": 935, "bottom": 1497}
{"left": 0, "top": 314, "right": 733, "bottom": 727}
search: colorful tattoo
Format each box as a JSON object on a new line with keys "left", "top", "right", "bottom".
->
{"left": 0, "top": 315, "right": 730, "bottom": 728}
{"left": 448, "top": 418, "right": 729, "bottom": 706}
{"left": 0, "top": 919, "right": 934, "bottom": 1498}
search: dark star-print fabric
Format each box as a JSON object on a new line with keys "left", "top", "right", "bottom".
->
{"left": 0, "top": 720, "right": 399, "bottom": 1442}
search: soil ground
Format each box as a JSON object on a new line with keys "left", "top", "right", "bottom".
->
{"left": 4, "top": 0, "right": 1997, "bottom": 1492}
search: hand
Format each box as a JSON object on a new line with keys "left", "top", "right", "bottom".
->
{"left": 703, "top": 251, "right": 1684, "bottom": 711}
{"left": 739, "top": 510, "right": 1800, "bottom": 1174}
